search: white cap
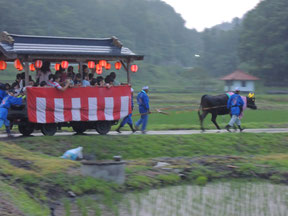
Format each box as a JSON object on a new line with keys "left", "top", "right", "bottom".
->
{"left": 142, "top": 86, "right": 149, "bottom": 90}
{"left": 234, "top": 87, "right": 240, "bottom": 92}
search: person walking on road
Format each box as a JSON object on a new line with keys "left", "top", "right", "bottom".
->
{"left": 135, "top": 86, "right": 150, "bottom": 134}
{"left": 116, "top": 88, "right": 136, "bottom": 133}
{"left": 225, "top": 87, "right": 244, "bottom": 132}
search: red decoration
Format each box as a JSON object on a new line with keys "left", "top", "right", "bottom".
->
{"left": 18, "top": 64, "right": 23, "bottom": 71}
{"left": 14, "top": 59, "right": 22, "bottom": 69}
{"left": 55, "top": 63, "right": 61, "bottom": 71}
{"left": 61, "top": 61, "right": 69, "bottom": 69}
{"left": 88, "top": 61, "right": 95, "bottom": 69}
{"left": 131, "top": 64, "right": 138, "bottom": 73}
{"left": 99, "top": 60, "right": 107, "bottom": 67}
{"left": 96, "top": 64, "right": 102, "bottom": 74}
{"left": 35, "top": 60, "right": 43, "bottom": 69}
{"left": 29, "top": 64, "right": 36, "bottom": 71}
{"left": 105, "top": 63, "right": 111, "bottom": 70}
{"left": 115, "top": 62, "right": 122, "bottom": 70}
{"left": 0, "top": 60, "right": 7, "bottom": 70}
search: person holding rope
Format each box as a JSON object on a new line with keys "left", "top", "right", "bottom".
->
{"left": 116, "top": 88, "right": 136, "bottom": 133}
{"left": 225, "top": 87, "right": 244, "bottom": 132}
{"left": 135, "top": 86, "right": 150, "bottom": 134}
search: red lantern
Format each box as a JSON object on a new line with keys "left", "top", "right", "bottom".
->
{"left": 55, "top": 63, "right": 61, "bottom": 71}
{"left": 0, "top": 60, "right": 7, "bottom": 70}
{"left": 88, "top": 61, "right": 95, "bottom": 69}
{"left": 18, "top": 64, "right": 23, "bottom": 71}
{"left": 35, "top": 60, "right": 43, "bottom": 69}
{"left": 99, "top": 60, "right": 107, "bottom": 67}
{"left": 105, "top": 63, "right": 111, "bottom": 70}
{"left": 14, "top": 59, "right": 22, "bottom": 69}
{"left": 29, "top": 64, "right": 36, "bottom": 71}
{"left": 131, "top": 64, "right": 138, "bottom": 73}
{"left": 115, "top": 62, "right": 122, "bottom": 70}
{"left": 96, "top": 64, "right": 102, "bottom": 74}
{"left": 61, "top": 61, "right": 69, "bottom": 69}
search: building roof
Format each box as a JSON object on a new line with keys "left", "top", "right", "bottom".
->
{"left": 220, "top": 70, "right": 260, "bottom": 81}
{"left": 0, "top": 31, "right": 144, "bottom": 62}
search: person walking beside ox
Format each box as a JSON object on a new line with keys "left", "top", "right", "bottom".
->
{"left": 225, "top": 87, "right": 244, "bottom": 132}
{"left": 135, "top": 86, "right": 150, "bottom": 134}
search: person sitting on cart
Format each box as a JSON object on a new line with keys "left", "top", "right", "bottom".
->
{"left": 0, "top": 89, "right": 23, "bottom": 137}
{"left": 47, "top": 74, "right": 70, "bottom": 91}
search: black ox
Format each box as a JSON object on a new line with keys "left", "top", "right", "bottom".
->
{"left": 198, "top": 93, "right": 257, "bottom": 131}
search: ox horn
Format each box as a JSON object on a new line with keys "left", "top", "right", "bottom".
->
{"left": 248, "top": 93, "right": 255, "bottom": 98}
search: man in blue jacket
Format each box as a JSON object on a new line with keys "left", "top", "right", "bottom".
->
{"left": 225, "top": 87, "right": 244, "bottom": 132}
{"left": 135, "top": 86, "right": 150, "bottom": 134}
{"left": 0, "top": 89, "right": 23, "bottom": 137}
{"left": 116, "top": 88, "right": 136, "bottom": 133}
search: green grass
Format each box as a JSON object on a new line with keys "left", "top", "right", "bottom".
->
{"left": 9, "top": 133, "right": 288, "bottom": 159}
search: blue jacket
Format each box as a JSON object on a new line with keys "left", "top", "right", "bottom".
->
{"left": 227, "top": 93, "right": 244, "bottom": 116}
{"left": 0, "top": 95, "right": 22, "bottom": 119}
{"left": 0, "top": 89, "right": 7, "bottom": 104}
{"left": 137, "top": 90, "right": 149, "bottom": 114}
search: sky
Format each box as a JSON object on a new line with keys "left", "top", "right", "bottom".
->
{"left": 161, "top": 0, "right": 261, "bottom": 31}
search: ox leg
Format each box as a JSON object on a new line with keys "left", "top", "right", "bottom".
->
{"left": 199, "top": 111, "right": 208, "bottom": 131}
{"left": 211, "top": 113, "right": 221, "bottom": 130}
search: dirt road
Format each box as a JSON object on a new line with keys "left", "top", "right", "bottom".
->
{"left": 0, "top": 128, "right": 288, "bottom": 138}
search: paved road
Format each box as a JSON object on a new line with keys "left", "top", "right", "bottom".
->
{"left": 1, "top": 128, "right": 288, "bottom": 139}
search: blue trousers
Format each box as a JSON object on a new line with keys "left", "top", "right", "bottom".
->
{"left": 120, "top": 114, "right": 133, "bottom": 127}
{"left": 135, "top": 114, "right": 148, "bottom": 131}
{"left": 0, "top": 118, "right": 10, "bottom": 128}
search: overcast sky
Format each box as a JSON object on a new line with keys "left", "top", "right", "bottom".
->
{"left": 161, "top": 0, "right": 261, "bottom": 31}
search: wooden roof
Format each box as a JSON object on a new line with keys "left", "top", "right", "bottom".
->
{"left": 0, "top": 31, "right": 144, "bottom": 62}
{"left": 220, "top": 70, "right": 260, "bottom": 81}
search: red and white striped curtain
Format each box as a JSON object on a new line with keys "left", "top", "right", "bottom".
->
{"left": 26, "top": 86, "right": 132, "bottom": 123}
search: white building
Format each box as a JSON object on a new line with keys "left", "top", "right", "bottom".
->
{"left": 220, "top": 70, "right": 259, "bottom": 92}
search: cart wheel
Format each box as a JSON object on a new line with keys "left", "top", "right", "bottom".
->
{"left": 95, "top": 121, "right": 111, "bottom": 135}
{"left": 72, "top": 122, "right": 87, "bottom": 134}
{"left": 18, "top": 121, "right": 34, "bottom": 136}
{"left": 41, "top": 123, "right": 57, "bottom": 136}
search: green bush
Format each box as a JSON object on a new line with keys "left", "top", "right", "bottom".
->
{"left": 195, "top": 176, "right": 208, "bottom": 186}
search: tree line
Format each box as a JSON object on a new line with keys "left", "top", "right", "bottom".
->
{"left": 0, "top": 0, "right": 287, "bottom": 85}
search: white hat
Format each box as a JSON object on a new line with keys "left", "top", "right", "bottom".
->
{"left": 142, "top": 86, "right": 149, "bottom": 90}
{"left": 234, "top": 87, "right": 240, "bottom": 92}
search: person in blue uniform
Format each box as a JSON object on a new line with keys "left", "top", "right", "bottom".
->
{"left": 225, "top": 87, "right": 244, "bottom": 132}
{"left": 135, "top": 86, "right": 150, "bottom": 134}
{"left": 0, "top": 89, "right": 23, "bottom": 137}
{"left": 116, "top": 88, "right": 136, "bottom": 133}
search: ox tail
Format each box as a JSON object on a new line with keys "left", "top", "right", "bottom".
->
{"left": 198, "top": 95, "right": 207, "bottom": 120}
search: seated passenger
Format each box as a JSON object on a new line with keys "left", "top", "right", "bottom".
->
{"left": 82, "top": 74, "right": 91, "bottom": 87}
{"left": 47, "top": 74, "right": 70, "bottom": 91}
{"left": 96, "top": 76, "right": 105, "bottom": 86}
{"left": 104, "top": 75, "right": 113, "bottom": 88}
{"left": 74, "top": 73, "right": 82, "bottom": 86}
{"left": 39, "top": 81, "right": 47, "bottom": 87}
{"left": 110, "top": 72, "right": 120, "bottom": 86}
{"left": 90, "top": 78, "right": 97, "bottom": 86}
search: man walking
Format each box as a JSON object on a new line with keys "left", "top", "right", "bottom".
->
{"left": 135, "top": 86, "right": 150, "bottom": 134}
{"left": 116, "top": 88, "right": 136, "bottom": 133}
{"left": 0, "top": 89, "right": 23, "bottom": 137}
{"left": 225, "top": 87, "right": 244, "bottom": 132}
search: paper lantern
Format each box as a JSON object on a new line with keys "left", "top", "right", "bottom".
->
{"left": 131, "top": 64, "right": 138, "bottom": 73}
{"left": 0, "top": 60, "right": 7, "bottom": 70}
{"left": 55, "top": 63, "right": 61, "bottom": 71}
{"left": 29, "top": 64, "right": 36, "bottom": 71}
{"left": 96, "top": 68, "right": 102, "bottom": 75}
{"left": 99, "top": 60, "right": 107, "bottom": 67}
{"left": 88, "top": 61, "right": 95, "bottom": 69}
{"left": 105, "top": 63, "right": 111, "bottom": 70}
{"left": 18, "top": 64, "right": 23, "bottom": 71}
{"left": 61, "top": 61, "right": 69, "bottom": 69}
{"left": 115, "top": 62, "right": 122, "bottom": 70}
{"left": 35, "top": 60, "right": 43, "bottom": 69}
{"left": 14, "top": 59, "right": 22, "bottom": 69}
